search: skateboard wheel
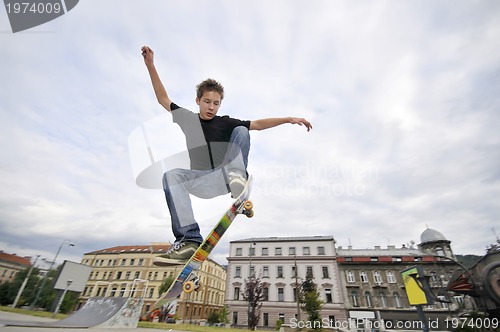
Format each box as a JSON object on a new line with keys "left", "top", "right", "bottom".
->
{"left": 183, "top": 281, "right": 195, "bottom": 294}
{"left": 244, "top": 200, "right": 253, "bottom": 210}
{"left": 245, "top": 210, "right": 254, "bottom": 218}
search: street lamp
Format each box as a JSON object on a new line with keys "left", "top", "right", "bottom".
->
{"left": 12, "top": 255, "right": 40, "bottom": 308}
{"left": 53, "top": 279, "right": 73, "bottom": 317}
{"left": 31, "top": 239, "right": 75, "bottom": 309}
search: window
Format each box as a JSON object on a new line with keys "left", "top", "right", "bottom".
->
{"left": 289, "top": 247, "right": 296, "bottom": 255}
{"left": 303, "top": 247, "right": 310, "bottom": 255}
{"left": 130, "top": 259, "right": 135, "bottom": 266}
{"left": 121, "top": 259, "right": 126, "bottom": 266}
{"left": 232, "top": 312, "right": 238, "bottom": 326}
{"left": 263, "top": 266, "right": 269, "bottom": 278}
{"left": 116, "top": 271, "right": 122, "bottom": 280}
{"left": 291, "top": 266, "right": 297, "bottom": 278}
{"left": 234, "top": 287, "right": 240, "bottom": 300}
{"left": 278, "top": 288, "right": 284, "bottom": 302}
{"left": 263, "top": 287, "right": 269, "bottom": 301}
{"left": 318, "top": 246, "right": 325, "bottom": 255}
{"left": 306, "top": 266, "right": 313, "bottom": 278}
{"left": 325, "top": 289, "right": 332, "bottom": 303}
{"left": 249, "top": 247, "right": 255, "bottom": 256}
{"left": 138, "top": 259, "right": 144, "bottom": 266}
{"left": 379, "top": 292, "right": 387, "bottom": 308}
{"left": 386, "top": 271, "right": 396, "bottom": 283}
{"left": 346, "top": 271, "right": 356, "bottom": 283}
{"left": 373, "top": 271, "right": 382, "bottom": 284}
{"left": 364, "top": 292, "right": 373, "bottom": 307}
{"left": 394, "top": 292, "right": 403, "bottom": 308}
{"left": 236, "top": 248, "right": 242, "bottom": 256}
{"left": 275, "top": 247, "right": 282, "bottom": 255}
{"left": 322, "top": 266, "right": 329, "bottom": 278}
{"left": 370, "top": 257, "right": 378, "bottom": 262}
{"left": 293, "top": 287, "right": 299, "bottom": 302}
{"left": 360, "top": 271, "right": 368, "bottom": 283}
{"left": 351, "top": 291, "right": 359, "bottom": 307}
{"left": 235, "top": 266, "right": 241, "bottom": 278}
{"left": 277, "top": 266, "right": 284, "bottom": 278}
{"left": 125, "top": 271, "right": 131, "bottom": 280}
{"left": 263, "top": 313, "right": 269, "bottom": 327}
{"left": 262, "top": 247, "right": 269, "bottom": 256}
{"left": 249, "top": 265, "right": 255, "bottom": 277}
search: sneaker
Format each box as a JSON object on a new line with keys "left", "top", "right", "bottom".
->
{"left": 153, "top": 241, "right": 199, "bottom": 266}
{"left": 228, "top": 171, "right": 246, "bottom": 198}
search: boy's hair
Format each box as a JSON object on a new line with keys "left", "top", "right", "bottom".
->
{"left": 196, "top": 78, "right": 224, "bottom": 100}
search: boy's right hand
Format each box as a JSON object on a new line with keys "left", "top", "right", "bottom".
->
{"left": 141, "top": 46, "right": 154, "bottom": 66}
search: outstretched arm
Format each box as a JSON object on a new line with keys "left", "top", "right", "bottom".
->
{"left": 141, "top": 46, "right": 172, "bottom": 112}
{"left": 250, "top": 117, "right": 312, "bottom": 132}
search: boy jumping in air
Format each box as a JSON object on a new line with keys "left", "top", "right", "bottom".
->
{"left": 141, "top": 46, "right": 312, "bottom": 265}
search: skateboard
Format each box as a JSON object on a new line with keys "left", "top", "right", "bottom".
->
{"left": 152, "top": 175, "right": 254, "bottom": 310}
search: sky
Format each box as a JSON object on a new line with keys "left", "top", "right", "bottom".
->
{"left": 1, "top": 0, "right": 499, "bottom": 267}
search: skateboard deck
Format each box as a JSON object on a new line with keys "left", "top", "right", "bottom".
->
{"left": 153, "top": 175, "right": 254, "bottom": 310}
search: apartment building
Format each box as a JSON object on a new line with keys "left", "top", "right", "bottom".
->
{"left": 336, "top": 228, "right": 472, "bottom": 330}
{"left": 0, "top": 251, "right": 32, "bottom": 284}
{"left": 226, "top": 236, "right": 347, "bottom": 329}
{"left": 80, "top": 243, "right": 226, "bottom": 322}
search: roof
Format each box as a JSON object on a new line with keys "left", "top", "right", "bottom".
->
{"left": 420, "top": 228, "right": 449, "bottom": 244}
{"left": 231, "top": 236, "right": 335, "bottom": 243}
{"left": 0, "top": 251, "right": 32, "bottom": 267}
{"left": 85, "top": 243, "right": 172, "bottom": 255}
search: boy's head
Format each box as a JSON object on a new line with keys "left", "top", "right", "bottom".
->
{"left": 196, "top": 78, "right": 224, "bottom": 120}
{"left": 196, "top": 78, "right": 224, "bottom": 100}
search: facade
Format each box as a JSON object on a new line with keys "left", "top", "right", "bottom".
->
{"left": 80, "top": 243, "right": 226, "bottom": 322}
{"left": 226, "top": 230, "right": 475, "bottom": 331}
{"left": 226, "top": 236, "right": 347, "bottom": 329}
{"left": 0, "top": 251, "right": 32, "bottom": 284}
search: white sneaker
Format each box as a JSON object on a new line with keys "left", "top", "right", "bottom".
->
{"left": 228, "top": 171, "right": 246, "bottom": 198}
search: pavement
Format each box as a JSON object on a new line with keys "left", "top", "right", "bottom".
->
{"left": 0, "top": 310, "right": 182, "bottom": 332}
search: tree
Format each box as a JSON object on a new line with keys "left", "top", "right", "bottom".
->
{"left": 300, "top": 274, "right": 323, "bottom": 331}
{"left": 243, "top": 275, "right": 265, "bottom": 330}
{"left": 159, "top": 276, "right": 175, "bottom": 295}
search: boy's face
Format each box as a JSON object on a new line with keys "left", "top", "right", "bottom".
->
{"left": 196, "top": 90, "right": 222, "bottom": 120}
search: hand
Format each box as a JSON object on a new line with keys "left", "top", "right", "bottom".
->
{"left": 290, "top": 117, "right": 313, "bottom": 132}
{"left": 141, "top": 46, "right": 154, "bottom": 66}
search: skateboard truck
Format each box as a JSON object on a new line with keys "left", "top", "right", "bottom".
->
{"left": 241, "top": 200, "right": 254, "bottom": 218}
{"left": 183, "top": 274, "right": 202, "bottom": 294}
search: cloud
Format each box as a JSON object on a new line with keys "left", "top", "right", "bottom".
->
{"left": 1, "top": 0, "right": 499, "bottom": 268}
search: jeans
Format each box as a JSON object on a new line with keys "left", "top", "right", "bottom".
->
{"left": 162, "top": 126, "right": 250, "bottom": 244}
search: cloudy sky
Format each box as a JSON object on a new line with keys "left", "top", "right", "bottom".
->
{"left": 1, "top": 0, "right": 499, "bottom": 267}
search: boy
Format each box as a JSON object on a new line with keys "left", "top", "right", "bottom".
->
{"left": 141, "top": 46, "right": 312, "bottom": 265}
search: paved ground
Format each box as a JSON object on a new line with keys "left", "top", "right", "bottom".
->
{"left": 0, "top": 310, "right": 181, "bottom": 332}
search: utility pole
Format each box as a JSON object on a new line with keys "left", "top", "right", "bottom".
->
{"left": 12, "top": 255, "right": 40, "bottom": 308}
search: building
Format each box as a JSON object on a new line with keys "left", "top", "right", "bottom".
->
{"left": 80, "top": 243, "right": 226, "bottom": 322}
{"left": 336, "top": 228, "right": 474, "bottom": 330}
{"left": 226, "top": 236, "right": 347, "bottom": 329}
{"left": 226, "top": 230, "right": 477, "bottom": 331}
{"left": 0, "top": 251, "right": 32, "bottom": 284}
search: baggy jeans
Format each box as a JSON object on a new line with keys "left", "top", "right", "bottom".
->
{"left": 162, "top": 126, "right": 250, "bottom": 244}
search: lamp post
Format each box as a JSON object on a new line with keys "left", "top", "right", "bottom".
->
{"left": 31, "top": 239, "right": 75, "bottom": 310}
{"left": 53, "top": 279, "right": 73, "bottom": 317}
{"left": 12, "top": 255, "right": 40, "bottom": 308}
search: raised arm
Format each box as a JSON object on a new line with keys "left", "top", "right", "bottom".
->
{"left": 250, "top": 117, "right": 312, "bottom": 132}
{"left": 141, "top": 46, "right": 172, "bottom": 112}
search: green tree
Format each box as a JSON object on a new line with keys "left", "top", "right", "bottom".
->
{"left": 300, "top": 274, "right": 323, "bottom": 331}
{"left": 159, "top": 276, "right": 175, "bottom": 295}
